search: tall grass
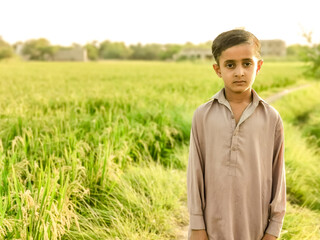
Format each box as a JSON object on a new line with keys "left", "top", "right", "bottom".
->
{"left": 0, "top": 60, "right": 317, "bottom": 239}
{"left": 272, "top": 83, "right": 320, "bottom": 239}
{"left": 281, "top": 203, "right": 320, "bottom": 239}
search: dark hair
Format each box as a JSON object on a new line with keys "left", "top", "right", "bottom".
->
{"left": 211, "top": 29, "right": 261, "bottom": 65}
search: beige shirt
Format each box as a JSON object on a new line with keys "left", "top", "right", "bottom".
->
{"left": 187, "top": 88, "right": 286, "bottom": 240}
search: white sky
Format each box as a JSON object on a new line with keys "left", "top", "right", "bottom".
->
{"left": 0, "top": 0, "right": 319, "bottom": 46}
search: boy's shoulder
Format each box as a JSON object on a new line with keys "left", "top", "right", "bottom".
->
{"left": 253, "top": 91, "right": 282, "bottom": 120}
{"left": 193, "top": 98, "right": 215, "bottom": 119}
{"left": 193, "top": 88, "right": 224, "bottom": 114}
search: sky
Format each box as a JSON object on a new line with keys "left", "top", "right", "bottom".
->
{"left": 0, "top": 0, "right": 319, "bottom": 47}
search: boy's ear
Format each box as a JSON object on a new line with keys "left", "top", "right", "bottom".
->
{"left": 213, "top": 64, "right": 222, "bottom": 78}
{"left": 256, "top": 59, "right": 263, "bottom": 74}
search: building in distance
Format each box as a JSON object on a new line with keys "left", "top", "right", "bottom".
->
{"left": 52, "top": 46, "right": 87, "bottom": 61}
{"left": 15, "top": 43, "right": 87, "bottom": 61}
{"left": 260, "top": 39, "right": 286, "bottom": 57}
{"left": 173, "top": 39, "right": 286, "bottom": 61}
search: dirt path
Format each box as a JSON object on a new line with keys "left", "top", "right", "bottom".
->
{"left": 265, "top": 84, "right": 309, "bottom": 103}
{"left": 176, "top": 84, "right": 310, "bottom": 240}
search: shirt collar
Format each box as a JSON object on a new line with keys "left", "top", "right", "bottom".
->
{"left": 210, "top": 88, "right": 266, "bottom": 126}
{"left": 211, "top": 88, "right": 265, "bottom": 106}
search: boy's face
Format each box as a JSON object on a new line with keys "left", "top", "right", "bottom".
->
{"left": 213, "top": 43, "right": 263, "bottom": 95}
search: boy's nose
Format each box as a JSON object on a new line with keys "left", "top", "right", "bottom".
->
{"left": 234, "top": 67, "right": 245, "bottom": 77}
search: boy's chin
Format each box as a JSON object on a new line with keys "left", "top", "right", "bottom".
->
{"left": 228, "top": 86, "right": 252, "bottom": 94}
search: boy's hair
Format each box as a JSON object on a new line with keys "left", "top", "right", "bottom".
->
{"left": 211, "top": 29, "right": 261, "bottom": 65}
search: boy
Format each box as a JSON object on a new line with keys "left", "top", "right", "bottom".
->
{"left": 187, "top": 29, "right": 286, "bottom": 240}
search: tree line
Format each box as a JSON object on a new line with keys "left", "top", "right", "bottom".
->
{"left": 0, "top": 36, "right": 319, "bottom": 78}
{"left": 0, "top": 36, "right": 213, "bottom": 61}
{"left": 0, "top": 36, "right": 316, "bottom": 61}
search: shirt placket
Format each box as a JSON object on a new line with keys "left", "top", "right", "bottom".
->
{"left": 229, "top": 114, "right": 239, "bottom": 176}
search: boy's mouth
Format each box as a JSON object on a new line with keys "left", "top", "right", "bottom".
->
{"left": 233, "top": 80, "right": 246, "bottom": 84}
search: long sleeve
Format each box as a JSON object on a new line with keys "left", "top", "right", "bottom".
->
{"left": 187, "top": 109, "right": 206, "bottom": 229}
{"left": 265, "top": 116, "right": 286, "bottom": 237}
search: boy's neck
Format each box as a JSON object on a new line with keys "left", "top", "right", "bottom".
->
{"left": 224, "top": 88, "right": 253, "bottom": 104}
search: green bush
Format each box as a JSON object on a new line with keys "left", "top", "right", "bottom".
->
{"left": 0, "top": 37, "right": 14, "bottom": 59}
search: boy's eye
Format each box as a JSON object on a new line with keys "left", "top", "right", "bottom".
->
{"left": 226, "top": 63, "right": 234, "bottom": 68}
{"left": 243, "top": 62, "right": 252, "bottom": 67}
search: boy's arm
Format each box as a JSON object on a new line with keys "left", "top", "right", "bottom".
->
{"left": 190, "top": 229, "right": 208, "bottom": 240}
{"left": 265, "top": 116, "right": 286, "bottom": 238}
{"left": 262, "top": 233, "right": 277, "bottom": 240}
{"left": 187, "top": 109, "right": 206, "bottom": 230}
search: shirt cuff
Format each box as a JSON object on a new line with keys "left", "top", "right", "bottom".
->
{"left": 190, "top": 214, "right": 206, "bottom": 229}
{"left": 265, "top": 220, "right": 283, "bottom": 238}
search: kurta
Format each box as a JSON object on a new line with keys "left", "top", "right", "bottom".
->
{"left": 187, "top": 88, "right": 286, "bottom": 240}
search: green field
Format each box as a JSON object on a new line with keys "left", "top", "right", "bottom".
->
{"left": 0, "top": 60, "right": 319, "bottom": 239}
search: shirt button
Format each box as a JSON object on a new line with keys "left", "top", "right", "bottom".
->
{"left": 232, "top": 146, "right": 237, "bottom": 151}
{"left": 231, "top": 115, "right": 235, "bottom": 119}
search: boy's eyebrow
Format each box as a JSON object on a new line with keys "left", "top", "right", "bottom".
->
{"left": 223, "top": 59, "right": 235, "bottom": 63}
{"left": 242, "top": 58, "right": 254, "bottom": 61}
{"left": 223, "top": 58, "right": 254, "bottom": 63}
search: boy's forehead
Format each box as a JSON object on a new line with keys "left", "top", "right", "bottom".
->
{"left": 220, "top": 43, "right": 257, "bottom": 61}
